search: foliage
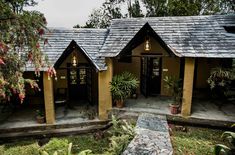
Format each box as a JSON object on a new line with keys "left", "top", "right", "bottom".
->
{"left": 171, "top": 125, "right": 226, "bottom": 155}
{"left": 83, "top": 0, "right": 124, "bottom": 28}
{"left": 127, "top": 0, "right": 144, "bottom": 17}
{"left": 110, "top": 72, "right": 139, "bottom": 101}
{"left": 40, "top": 138, "right": 69, "bottom": 155}
{"left": 164, "top": 76, "right": 183, "bottom": 105}
{"left": 104, "top": 115, "right": 135, "bottom": 155}
{"left": 214, "top": 126, "right": 235, "bottom": 155}
{"left": 81, "top": 0, "right": 235, "bottom": 28}
{"left": 207, "top": 67, "right": 234, "bottom": 98}
{"left": 36, "top": 109, "right": 44, "bottom": 117}
{"left": 0, "top": 0, "right": 55, "bottom": 103}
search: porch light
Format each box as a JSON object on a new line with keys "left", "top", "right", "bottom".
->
{"left": 144, "top": 36, "right": 151, "bottom": 51}
{"left": 71, "top": 52, "right": 77, "bottom": 67}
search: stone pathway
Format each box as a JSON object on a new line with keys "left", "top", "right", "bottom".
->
{"left": 123, "top": 113, "right": 173, "bottom": 155}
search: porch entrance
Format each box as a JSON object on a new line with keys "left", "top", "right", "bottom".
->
{"left": 141, "top": 57, "right": 162, "bottom": 97}
{"left": 67, "top": 64, "right": 92, "bottom": 102}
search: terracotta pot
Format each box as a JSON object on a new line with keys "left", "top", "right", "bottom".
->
{"left": 115, "top": 100, "right": 124, "bottom": 108}
{"left": 169, "top": 104, "right": 180, "bottom": 114}
{"left": 36, "top": 116, "right": 45, "bottom": 124}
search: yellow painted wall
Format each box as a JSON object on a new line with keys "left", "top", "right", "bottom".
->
{"left": 195, "top": 58, "right": 221, "bottom": 89}
{"left": 113, "top": 37, "right": 180, "bottom": 96}
{"left": 161, "top": 57, "right": 180, "bottom": 96}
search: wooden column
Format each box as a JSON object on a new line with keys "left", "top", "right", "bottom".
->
{"left": 43, "top": 72, "right": 55, "bottom": 124}
{"left": 98, "top": 58, "right": 113, "bottom": 120}
{"left": 181, "top": 58, "right": 195, "bottom": 116}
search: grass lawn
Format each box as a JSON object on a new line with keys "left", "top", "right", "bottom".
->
{"left": 0, "top": 125, "right": 228, "bottom": 155}
{"left": 0, "top": 132, "right": 110, "bottom": 155}
{"left": 170, "top": 125, "right": 227, "bottom": 155}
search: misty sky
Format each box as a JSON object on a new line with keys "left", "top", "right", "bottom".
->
{"left": 27, "top": 0, "right": 105, "bottom": 28}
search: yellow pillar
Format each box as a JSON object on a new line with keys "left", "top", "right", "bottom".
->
{"left": 98, "top": 58, "right": 113, "bottom": 120}
{"left": 43, "top": 72, "right": 55, "bottom": 124}
{"left": 181, "top": 58, "right": 195, "bottom": 116}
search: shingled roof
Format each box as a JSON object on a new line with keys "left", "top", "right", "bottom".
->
{"left": 25, "top": 14, "right": 235, "bottom": 71}
{"left": 25, "top": 28, "right": 108, "bottom": 71}
{"left": 99, "top": 14, "right": 235, "bottom": 58}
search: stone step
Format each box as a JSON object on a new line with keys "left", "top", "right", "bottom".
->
{"left": 0, "top": 123, "right": 110, "bottom": 143}
{"left": 0, "top": 120, "right": 109, "bottom": 134}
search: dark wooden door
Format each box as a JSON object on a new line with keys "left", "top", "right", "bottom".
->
{"left": 141, "top": 57, "right": 161, "bottom": 97}
{"left": 141, "top": 57, "right": 150, "bottom": 97}
{"left": 149, "top": 58, "right": 161, "bottom": 95}
{"left": 67, "top": 65, "right": 87, "bottom": 100}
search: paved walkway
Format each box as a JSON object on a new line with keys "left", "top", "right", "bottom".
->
{"left": 123, "top": 113, "right": 173, "bottom": 155}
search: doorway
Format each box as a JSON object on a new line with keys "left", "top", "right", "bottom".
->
{"left": 141, "top": 57, "right": 162, "bottom": 97}
{"left": 67, "top": 64, "right": 90, "bottom": 101}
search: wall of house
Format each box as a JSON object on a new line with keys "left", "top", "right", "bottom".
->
{"left": 113, "top": 37, "right": 180, "bottom": 96}
{"left": 194, "top": 58, "right": 221, "bottom": 89}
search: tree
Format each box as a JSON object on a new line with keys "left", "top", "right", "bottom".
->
{"left": 84, "top": 0, "right": 124, "bottom": 28}
{"left": 127, "top": 0, "right": 144, "bottom": 17}
{"left": 0, "top": 0, "right": 54, "bottom": 103}
{"left": 142, "top": 0, "right": 235, "bottom": 17}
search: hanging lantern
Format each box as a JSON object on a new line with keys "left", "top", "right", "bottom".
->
{"left": 144, "top": 36, "right": 151, "bottom": 51}
{"left": 71, "top": 52, "right": 77, "bottom": 67}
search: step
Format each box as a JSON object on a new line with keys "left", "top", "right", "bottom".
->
{"left": 0, "top": 123, "right": 111, "bottom": 143}
{"left": 0, "top": 120, "right": 109, "bottom": 133}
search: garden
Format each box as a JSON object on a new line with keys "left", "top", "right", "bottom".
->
{"left": 0, "top": 115, "right": 233, "bottom": 155}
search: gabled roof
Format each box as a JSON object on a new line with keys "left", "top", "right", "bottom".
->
{"left": 25, "top": 28, "right": 108, "bottom": 71}
{"left": 24, "top": 14, "right": 235, "bottom": 71}
{"left": 99, "top": 14, "right": 235, "bottom": 59}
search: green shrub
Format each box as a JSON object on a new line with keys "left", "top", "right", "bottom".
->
{"left": 3, "top": 143, "right": 40, "bottom": 155}
{"left": 41, "top": 138, "right": 69, "bottom": 155}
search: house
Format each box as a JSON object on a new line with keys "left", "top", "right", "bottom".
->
{"left": 23, "top": 14, "right": 235, "bottom": 124}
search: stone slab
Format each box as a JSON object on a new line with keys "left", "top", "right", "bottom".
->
{"left": 123, "top": 113, "right": 173, "bottom": 155}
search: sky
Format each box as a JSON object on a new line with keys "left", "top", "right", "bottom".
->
{"left": 27, "top": 0, "right": 105, "bottom": 28}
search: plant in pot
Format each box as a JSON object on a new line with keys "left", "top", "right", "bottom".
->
{"left": 36, "top": 110, "right": 45, "bottom": 124}
{"left": 110, "top": 72, "right": 139, "bottom": 108}
{"left": 164, "top": 76, "right": 183, "bottom": 114}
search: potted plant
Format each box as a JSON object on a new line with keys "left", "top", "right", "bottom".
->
{"left": 110, "top": 72, "right": 139, "bottom": 108}
{"left": 164, "top": 76, "right": 183, "bottom": 114}
{"left": 36, "top": 110, "right": 45, "bottom": 124}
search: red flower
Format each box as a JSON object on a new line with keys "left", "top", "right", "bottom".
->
{"left": 0, "top": 58, "right": 5, "bottom": 65}
{"left": 28, "top": 52, "right": 33, "bottom": 61}
{"left": 38, "top": 28, "right": 45, "bottom": 36}
{"left": 36, "top": 43, "right": 40, "bottom": 48}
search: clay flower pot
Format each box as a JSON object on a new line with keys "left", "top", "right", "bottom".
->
{"left": 169, "top": 104, "right": 180, "bottom": 114}
{"left": 36, "top": 116, "right": 45, "bottom": 124}
{"left": 116, "top": 100, "right": 124, "bottom": 108}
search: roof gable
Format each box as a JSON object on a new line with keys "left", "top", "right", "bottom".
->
{"left": 54, "top": 40, "right": 96, "bottom": 69}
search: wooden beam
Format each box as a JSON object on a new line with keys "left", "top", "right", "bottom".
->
{"left": 43, "top": 72, "right": 55, "bottom": 124}
{"left": 181, "top": 58, "right": 195, "bottom": 116}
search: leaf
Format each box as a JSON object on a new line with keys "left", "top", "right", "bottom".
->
{"left": 214, "top": 144, "right": 231, "bottom": 155}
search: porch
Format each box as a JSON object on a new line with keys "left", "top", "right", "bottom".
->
{"left": 112, "top": 96, "right": 235, "bottom": 126}
{"left": 0, "top": 102, "right": 98, "bottom": 130}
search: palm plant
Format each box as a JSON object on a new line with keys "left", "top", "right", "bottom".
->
{"left": 110, "top": 72, "right": 139, "bottom": 107}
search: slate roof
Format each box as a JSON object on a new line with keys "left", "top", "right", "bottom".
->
{"left": 25, "top": 28, "right": 108, "bottom": 71}
{"left": 99, "top": 14, "right": 235, "bottom": 58}
{"left": 24, "top": 14, "right": 235, "bottom": 71}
